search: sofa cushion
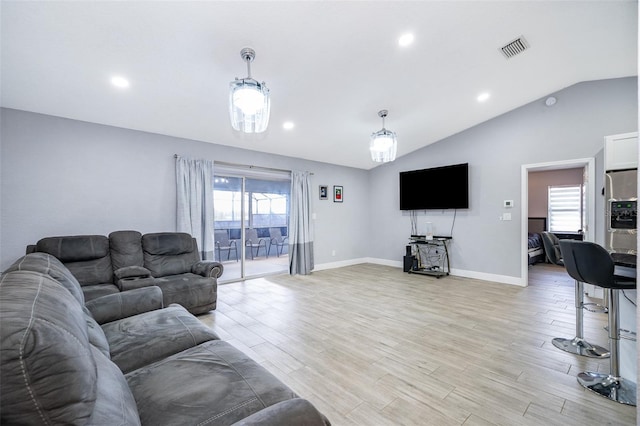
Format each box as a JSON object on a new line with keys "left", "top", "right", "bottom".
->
{"left": 110, "top": 230, "right": 144, "bottom": 270}
{"left": 5, "top": 252, "right": 85, "bottom": 304}
{"left": 126, "top": 340, "right": 298, "bottom": 426}
{"left": 155, "top": 273, "right": 217, "bottom": 314}
{"left": 87, "top": 346, "right": 141, "bottom": 426}
{"left": 83, "top": 307, "right": 111, "bottom": 359}
{"left": 85, "top": 286, "right": 164, "bottom": 325}
{"left": 0, "top": 271, "right": 97, "bottom": 425}
{"left": 102, "top": 304, "right": 219, "bottom": 373}
{"left": 142, "top": 232, "right": 194, "bottom": 256}
{"left": 144, "top": 253, "right": 192, "bottom": 276}
{"left": 142, "top": 233, "right": 200, "bottom": 277}
{"left": 230, "top": 398, "right": 330, "bottom": 426}
{"left": 82, "top": 283, "right": 120, "bottom": 301}
{"left": 4, "top": 254, "right": 111, "bottom": 359}
{"left": 36, "top": 235, "right": 109, "bottom": 263}
{"left": 35, "top": 235, "right": 114, "bottom": 286}
{"left": 67, "top": 257, "right": 114, "bottom": 287}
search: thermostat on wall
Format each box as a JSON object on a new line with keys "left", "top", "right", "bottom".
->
{"left": 504, "top": 200, "right": 514, "bottom": 208}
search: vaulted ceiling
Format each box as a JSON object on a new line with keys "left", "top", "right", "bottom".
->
{"left": 1, "top": 1, "right": 637, "bottom": 169}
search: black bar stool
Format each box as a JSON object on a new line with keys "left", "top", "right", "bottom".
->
{"left": 540, "top": 232, "right": 609, "bottom": 358}
{"left": 559, "top": 240, "right": 636, "bottom": 406}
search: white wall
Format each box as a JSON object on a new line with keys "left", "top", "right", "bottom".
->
{"left": 0, "top": 109, "right": 370, "bottom": 270}
{"left": 368, "top": 77, "right": 637, "bottom": 283}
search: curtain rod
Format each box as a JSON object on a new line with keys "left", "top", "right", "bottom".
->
{"left": 174, "top": 155, "right": 313, "bottom": 175}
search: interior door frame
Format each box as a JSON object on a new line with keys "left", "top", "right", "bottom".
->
{"left": 520, "top": 157, "right": 596, "bottom": 287}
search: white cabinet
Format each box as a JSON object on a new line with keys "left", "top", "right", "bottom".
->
{"left": 605, "top": 132, "right": 638, "bottom": 171}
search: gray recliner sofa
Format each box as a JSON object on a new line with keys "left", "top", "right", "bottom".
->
{"left": 0, "top": 252, "right": 330, "bottom": 425}
{"left": 27, "top": 230, "right": 223, "bottom": 314}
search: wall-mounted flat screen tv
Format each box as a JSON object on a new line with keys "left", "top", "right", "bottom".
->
{"left": 399, "top": 163, "right": 469, "bottom": 210}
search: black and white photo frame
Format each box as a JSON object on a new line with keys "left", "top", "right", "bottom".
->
{"left": 319, "top": 185, "right": 328, "bottom": 200}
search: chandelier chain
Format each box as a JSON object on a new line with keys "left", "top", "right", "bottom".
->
{"left": 378, "top": 109, "right": 388, "bottom": 130}
{"left": 240, "top": 47, "right": 256, "bottom": 79}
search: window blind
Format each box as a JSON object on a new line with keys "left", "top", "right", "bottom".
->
{"left": 548, "top": 185, "right": 583, "bottom": 233}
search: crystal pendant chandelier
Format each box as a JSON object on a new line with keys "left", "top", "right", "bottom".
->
{"left": 370, "top": 109, "right": 397, "bottom": 163}
{"left": 229, "top": 48, "right": 270, "bottom": 133}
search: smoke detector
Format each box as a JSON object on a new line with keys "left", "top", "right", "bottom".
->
{"left": 500, "top": 36, "right": 529, "bottom": 59}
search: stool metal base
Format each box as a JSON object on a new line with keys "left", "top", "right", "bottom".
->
{"left": 551, "top": 337, "right": 609, "bottom": 358}
{"left": 577, "top": 371, "right": 637, "bottom": 406}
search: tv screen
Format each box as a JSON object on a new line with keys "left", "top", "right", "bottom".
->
{"left": 399, "top": 163, "right": 469, "bottom": 210}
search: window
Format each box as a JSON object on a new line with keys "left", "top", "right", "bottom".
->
{"left": 213, "top": 177, "right": 247, "bottom": 224}
{"left": 212, "top": 167, "right": 291, "bottom": 281}
{"left": 251, "top": 192, "right": 288, "bottom": 227}
{"left": 548, "top": 185, "right": 583, "bottom": 233}
{"left": 213, "top": 189, "right": 247, "bottom": 222}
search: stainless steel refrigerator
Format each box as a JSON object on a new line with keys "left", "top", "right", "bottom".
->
{"left": 605, "top": 168, "right": 637, "bottom": 256}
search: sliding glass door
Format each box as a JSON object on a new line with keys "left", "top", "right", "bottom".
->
{"left": 213, "top": 167, "right": 290, "bottom": 282}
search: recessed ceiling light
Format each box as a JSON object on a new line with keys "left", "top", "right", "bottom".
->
{"left": 283, "top": 121, "right": 295, "bottom": 130}
{"left": 398, "top": 33, "right": 414, "bottom": 47}
{"left": 477, "top": 92, "right": 490, "bottom": 102}
{"left": 111, "top": 76, "right": 130, "bottom": 88}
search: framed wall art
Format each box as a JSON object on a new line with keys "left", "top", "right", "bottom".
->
{"left": 333, "top": 185, "right": 343, "bottom": 203}
{"left": 319, "top": 185, "right": 328, "bottom": 200}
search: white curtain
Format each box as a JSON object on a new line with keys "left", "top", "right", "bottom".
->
{"left": 175, "top": 156, "right": 215, "bottom": 260}
{"left": 289, "top": 171, "right": 314, "bottom": 274}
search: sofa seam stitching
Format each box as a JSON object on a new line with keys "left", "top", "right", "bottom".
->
{"left": 116, "top": 363, "right": 128, "bottom": 426}
{"left": 16, "top": 275, "right": 51, "bottom": 425}
{"left": 174, "top": 314, "right": 198, "bottom": 345}
{"left": 196, "top": 397, "right": 259, "bottom": 425}
{"left": 205, "top": 345, "right": 268, "bottom": 408}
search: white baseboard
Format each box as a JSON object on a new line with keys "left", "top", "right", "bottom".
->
{"left": 314, "top": 257, "right": 402, "bottom": 271}
{"left": 449, "top": 268, "right": 525, "bottom": 287}
{"left": 314, "top": 258, "right": 524, "bottom": 287}
{"left": 363, "top": 258, "right": 403, "bottom": 268}
{"left": 313, "top": 258, "right": 371, "bottom": 271}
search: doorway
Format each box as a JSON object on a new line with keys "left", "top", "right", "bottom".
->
{"left": 520, "top": 158, "right": 596, "bottom": 287}
{"left": 213, "top": 166, "right": 291, "bottom": 282}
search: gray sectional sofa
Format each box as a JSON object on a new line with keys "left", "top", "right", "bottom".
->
{"left": 27, "top": 230, "right": 223, "bottom": 314}
{"left": 0, "top": 252, "right": 330, "bottom": 425}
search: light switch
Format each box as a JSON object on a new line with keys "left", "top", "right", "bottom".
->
{"left": 504, "top": 200, "right": 514, "bottom": 208}
{"left": 503, "top": 213, "right": 512, "bottom": 221}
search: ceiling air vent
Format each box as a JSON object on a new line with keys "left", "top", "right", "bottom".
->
{"left": 500, "top": 36, "right": 529, "bottom": 59}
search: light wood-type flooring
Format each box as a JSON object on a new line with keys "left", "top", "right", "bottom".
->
{"left": 198, "top": 263, "right": 636, "bottom": 425}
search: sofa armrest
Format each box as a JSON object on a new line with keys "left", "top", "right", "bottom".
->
{"left": 113, "top": 266, "right": 155, "bottom": 291}
{"left": 230, "top": 399, "right": 330, "bottom": 426}
{"left": 192, "top": 261, "right": 224, "bottom": 279}
{"left": 85, "top": 286, "right": 164, "bottom": 324}
{"left": 117, "top": 276, "right": 156, "bottom": 291}
{"left": 114, "top": 265, "right": 151, "bottom": 280}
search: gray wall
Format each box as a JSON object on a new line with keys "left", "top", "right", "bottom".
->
{"left": 1, "top": 77, "right": 637, "bottom": 280}
{"left": 368, "top": 77, "right": 637, "bottom": 280}
{"left": 0, "top": 108, "right": 370, "bottom": 270}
